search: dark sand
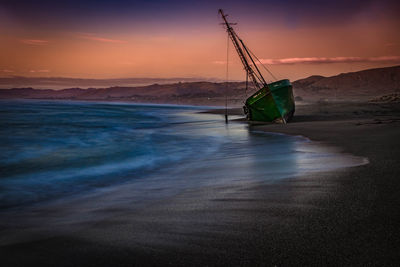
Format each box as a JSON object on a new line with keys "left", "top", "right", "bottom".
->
{"left": 1, "top": 101, "right": 400, "bottom": 266}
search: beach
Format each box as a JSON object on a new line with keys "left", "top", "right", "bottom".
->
{"left": 1, "top": 100, "right": 399, "bottom": 266}
{"left": 3, "top": 0, "right": 400, "bottom": 264}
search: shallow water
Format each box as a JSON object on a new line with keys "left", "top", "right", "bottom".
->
{"left": 0, "top": 100, "right": 366, "bottom": 210}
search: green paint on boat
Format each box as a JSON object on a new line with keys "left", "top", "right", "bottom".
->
{"left": 245, "top": 79, "right": 295, "bottom": 122}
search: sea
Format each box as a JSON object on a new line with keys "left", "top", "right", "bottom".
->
{"left": 0, "top": 100, "right": 367, "bottom": 210}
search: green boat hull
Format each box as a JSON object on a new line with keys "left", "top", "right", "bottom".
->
{"left": 244, "top": 79, "right": 295, "bottom": 122}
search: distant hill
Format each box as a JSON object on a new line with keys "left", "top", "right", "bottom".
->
{"left": 1, "top": 65, "right": 399, "bottom": 105}
{"left": 0, "top": 77, "right": 221, "bottom": 90}
{"left": 0, "top": 82, "right": 248, "bottom": 106}
{"left": 293, "top": 65, "right": 400, "bottom": 100}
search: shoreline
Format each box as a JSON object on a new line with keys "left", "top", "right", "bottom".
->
{"left": 1, "top": 101, "right": 399, "bottom": 266}
{"left": 0, "top": 98, "right": 228, "bottom": 110}
{"left": 185, "top": 100, "right": 400, "bottom": 265}
{"left": 240, "top": 101, "right": 400, "bottom": 265}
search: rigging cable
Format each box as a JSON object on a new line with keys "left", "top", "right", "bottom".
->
{"left": 225, "top": 29, "right": 229, "bottom": 123}
{"left": 244, "top": 70, "right": 248, "bottom": 104}
{"left": 245, "top": 45, "right": 278, "bottom": 81}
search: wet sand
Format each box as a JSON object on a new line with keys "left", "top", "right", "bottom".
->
{"left": 1, "top": 101, "right": 400, "bottom": 266}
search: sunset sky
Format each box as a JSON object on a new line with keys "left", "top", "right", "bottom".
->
{"left": 1, "top": 0, "right": 399, "bottom": 81}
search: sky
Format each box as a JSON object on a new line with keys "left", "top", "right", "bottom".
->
{"left": 0, "top": 0, "right": 399, "bottom": 81}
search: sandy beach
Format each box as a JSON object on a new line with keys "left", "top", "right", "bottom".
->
{"left": 3, "top": 0, "right": 400, "bottom": 264}
{"left": 1, "top": 100, "right": 399, "bottom": 266}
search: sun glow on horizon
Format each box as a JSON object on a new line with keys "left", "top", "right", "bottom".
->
{"left": 1, "top": 0, "right": 399, "bottom": 81}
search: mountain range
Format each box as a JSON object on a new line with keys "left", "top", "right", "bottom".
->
{"left": 0, "top": 77, "right": 222, "bottom": 90}
{"left": 1, "top": 65, "right": 399, "bottom": 105}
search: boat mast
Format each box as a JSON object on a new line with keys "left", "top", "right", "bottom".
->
{"left": 218, "top": 9, "right": 267, "bottom": 91}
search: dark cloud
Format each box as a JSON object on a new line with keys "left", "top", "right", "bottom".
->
{"left": 1, "top": 0, "right": 399, "bottom": 30}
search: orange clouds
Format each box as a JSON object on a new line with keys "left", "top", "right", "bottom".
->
{"left": 259, "top": 56, "right": 400, "bottom": 65}
{"left": 2, "top": 15, "right": 399, "bottom": 81}
{"left": 213, "top": 61, "right": 226, "bottom": 65}
{"left": 29, "top": 70, "right": 50, "bottom": 73}
{"left": 20, "top": 39, "right": 49, "bottom": 45}
{"left": 77, "top": 33, "right": 128, "bottom": 44}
